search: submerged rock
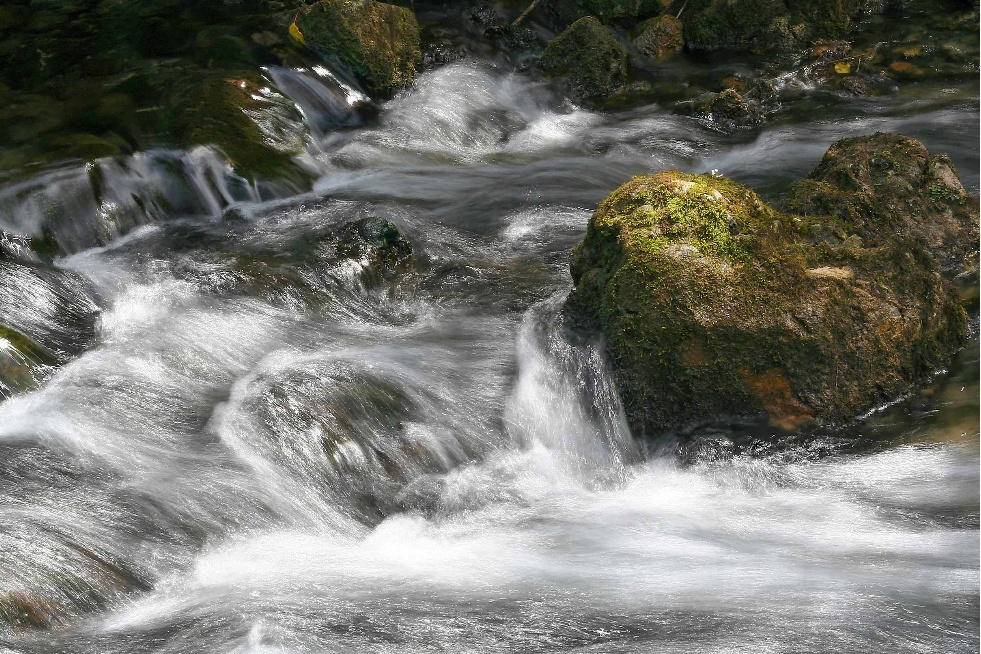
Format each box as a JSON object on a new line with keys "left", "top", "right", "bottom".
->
{"left": 0, "top": 255, "right": 101, "bottom": 400}
{"left": 0, "top": 325, "right": 55, "bottom": 398}
{"left": 326, "top": 216, "right": 415, "bottom": 286}
{"left": 296, "top": 0, "right": 422, "bottom": 96}
{"left": 565, "top": 135, "right": 977, "bottom": 437}
{"left": 540, "top": 16, "right": 629, "bottom": 104}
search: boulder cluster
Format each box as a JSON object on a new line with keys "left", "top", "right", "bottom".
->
{"left": 565, "top": 133, "right": 978, "bottom": 436}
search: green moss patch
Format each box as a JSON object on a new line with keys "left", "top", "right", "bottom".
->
{"left": 540, "top": 16, "right": 629, "bottom": 103}
{"left": 296, "top": 0, "right": 421, "bottom": 96}
{"left": 567, "top": 135, "right": 978, "bottom": 437}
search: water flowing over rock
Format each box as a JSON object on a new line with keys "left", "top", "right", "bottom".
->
{"left": 565, "top": 134, "right": 978, "bottom": 436}
{"left": 296, "top": 0, "right": 422, "bottom": 96}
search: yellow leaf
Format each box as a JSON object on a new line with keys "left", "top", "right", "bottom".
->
{"left": 834, "top": 61, "right": 851, "bottom": 75}
{"left": 289, "top": 18, "right": 305, "bottom": 45}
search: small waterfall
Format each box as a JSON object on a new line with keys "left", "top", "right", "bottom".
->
{"left": 0, "top": 148, "right": 261, "bottom": 254}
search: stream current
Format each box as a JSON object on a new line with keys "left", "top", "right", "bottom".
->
{"left": 0, "top": 62, "right": 978, "bottom": 653}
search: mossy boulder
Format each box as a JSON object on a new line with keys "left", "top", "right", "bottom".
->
{"left": 682, "top": 0, "right": 863, "bottom": 49}
{"left": 168, "top": 72, "right": 307, "bottom": 182}
{"left": 566, "top": 135, "right": 976, "bottom": 437}
{"left": 541, "top": 0, "right": 668, "bottom": 28}
{"left": 295, "top": 0, "right": 421, "bottom": 96}
{"left": 540, "top": 17, "right": 629, "bottom": 104}
{"left": 786, "top": 133, "right": 979, "bottom": 272}
{"left": 632, "top": 14, "right": 684, "bottom": 61}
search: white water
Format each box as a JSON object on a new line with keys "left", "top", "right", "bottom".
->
{"left": 0, "top": 62, "right": 977, "bottom": 653}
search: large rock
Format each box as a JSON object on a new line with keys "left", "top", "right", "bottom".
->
{"left": 296, "top": 0, "right": 421, "bottom": 96}
{"left": 541, "top": 0, "right": 667, "bottom": 29}
{"left": 169, "top": 72, "right": 307, "bottom": 181}
{"left": 565, "top": 135, "right": 977, "bottom": 437}
{"left": 786, "top": 133, "right": 979, "bottom": 272}
{"left": 633, "top": 14, "right": 684, "bottom": 62}
{"left": 540, "top": 16, "right": 628, "bottom": 104}
{"left": 682, "top": 0, "right": 865, "bottom": 49}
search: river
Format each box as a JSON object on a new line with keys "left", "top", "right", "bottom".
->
{"left": 0, "top": 57, "right": 978, "bottom": 653}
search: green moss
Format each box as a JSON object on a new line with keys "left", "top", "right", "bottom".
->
{"left": 168, "top": 73, "right": 305, "bottom": 182}
{"left": 548, "top": 0, "right": 667, "bottom": 27}
{"left": 786, "top": 132, "right": 979, "bottom": 270}
{"left": 0, "top": 324, "right": 57, "bottom": 396}
{"left": 567, "top": 143, "right": 977, "bottom": 436}
{"left": 540, "top": 16, "right": 629, "bottom": 103}
{"left": 296, "top": 0, "right": 421, "bottom": 96}
{"left": 683, "top": 0, "right": 862, "bottom": 49}
{"left": 682, "top": 0, "right": 788, "bottom": 49}
{"left": 929, "top": 182, "right": 963, "bottom": 205}
{"left": 786, "top": 0, "right": 862, "bottom": 39}
{"left": 632, "top": 14, "right": 684, "bottom": 61}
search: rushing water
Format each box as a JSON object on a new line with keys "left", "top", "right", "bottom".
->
{"left": 0, "top": 61, "right": 978, "bottom": 653}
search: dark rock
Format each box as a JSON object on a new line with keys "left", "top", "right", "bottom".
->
{"left": 682, "top": 0, "right": 865, "bottom": 50}
{"left": 168, "top": 72, "right": 306, "bottom": 181}
{"left": 786, "top": 133, "right": 980, "bottom": 272}
{"left": 632, "top": 14, "right": 684, "bottom": 62}
{"left": 540, "top": 0, "right": 666, "bottom": 30}
{"left": 565, "top": 135, "right": 977, "bottom": 438}
{"left": 331, "top": 217, "right": 415, "bottom": 284}
{"left": 684, "top": 88, "right": 763, "bottom": 129}
{"left": 296, "top": 0, "right": 422, "bottom": 96}
{"left": 540, "top": 16, "right": 629, "bottom": 104}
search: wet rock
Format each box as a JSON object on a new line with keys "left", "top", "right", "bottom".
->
{"left": 221, "top": 216, "right": 415, "bottom": 305}
{"left": 706, "top": 88, "right": 757, "bottom": 125}
{"left": 421, "top": 27, "right": 470, "bottom": 70}
{"left": 540, "top": 0, "right": 667, "bottom": 30}
{"left": 682, "top": 0, "right": 865, "bottom": 50}
{"left": 168, "top": 72, "right": 307, "bottom": 182}
{"left": 296, "top": 0, "right": 421, "bottom": 96}
{"left": 328, "top": 217, "right": 415, "bottom": 285}
{"left": 0, "top": 325, "right": 55, "bottom": 398}
{"left": 786, "top": 133, "right": 980, "bottom": 272}
{"left": 682, "top": 0, "right": 791, "bottom": 49}
{"left": 565, "top": 135, "right": 977, "bottom": 437}
{"left": 685, "top": 88, "right": 762, "bottom": 129}
{"left": 466, "top": 5, "right": 544, "bottom": 56}
{"left": 540, "top": 16, "right": 628, "bottom": 104}
{"left": 601, "top": 81, "right": 660, "bottom": 110}
{"left": 0, "top": 257, "right": 100, "bottom": 400}
{"left": 632, "top": 14, "right": 684, "bottom": 62}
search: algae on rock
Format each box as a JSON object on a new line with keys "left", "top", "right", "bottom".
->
{"left": 786, "top": 133, "right": 979, "bottom": 272}
{"left": 167, "top": 72, "right": 309, "bottom": 182}
{"left": 566, "top": 135, "right": 977, "bottom": 437}
{"left": 682, "top": 0, "right": 864, "bottom": 49}
{"left": 296, "top": 0, "right": 421, "bottom": 96}
{"left": 633, "top": 14, "right": 684, "bottom": 62}
{"left": 540, "top": 16, "right": 629, "bottom": 104}
{"left": 542, "top": 0, "right": 668, "bottom": 29}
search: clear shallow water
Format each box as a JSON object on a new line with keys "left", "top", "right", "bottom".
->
{"left": 0, "top": 62, "right": 977, "bottom": 653}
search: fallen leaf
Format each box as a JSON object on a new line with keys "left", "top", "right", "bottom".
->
{"left": 834, "top": 61, "right": 851, "bottom": 74}
{"left": 289, "top": 12, "right": 305, "bottom": 44}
